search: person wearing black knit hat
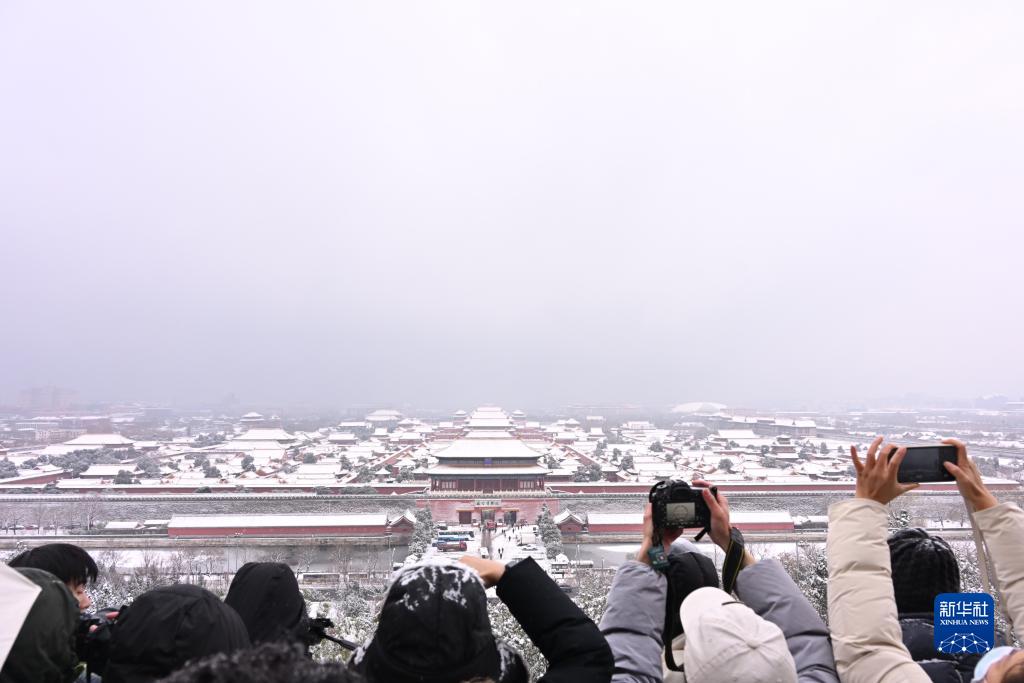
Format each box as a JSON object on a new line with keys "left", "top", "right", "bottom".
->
{"left": 888, "top": 527, "right": 961, "bottom": 613}
{"left": 887, "top": 527, "right": 980, "bottom": 682}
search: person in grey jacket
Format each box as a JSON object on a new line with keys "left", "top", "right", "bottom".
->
{"left": 600, "top": 485, "right": 838, "bottom": 683}
{"left": 598, "top": 503, "right": 680, "bottom": 683}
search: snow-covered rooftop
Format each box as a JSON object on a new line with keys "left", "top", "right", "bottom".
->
{"left": 433, "top": 436, "right": 543, "bottom": 460}
{"left": 169, "top": 514, "right": 389, "bottom": 528}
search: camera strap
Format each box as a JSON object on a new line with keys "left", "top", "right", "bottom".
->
{"left": 721, "top": 527, "right": 746, "bottom": 594}
{"left": 648, "top": 528, "right": 670, "bottom": 571}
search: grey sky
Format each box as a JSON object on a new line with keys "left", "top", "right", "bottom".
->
{"left": 1, "top": 2, "right": 1021, "bottom": 411}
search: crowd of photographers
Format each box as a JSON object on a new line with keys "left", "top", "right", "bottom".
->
{"left": 1, "top": 438, "right": 1023, "bottom": 682}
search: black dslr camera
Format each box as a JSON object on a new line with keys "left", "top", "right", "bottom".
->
{"left": 75, "top": 607, "right": 120, "bottom": 677}
{"left": 649, "top": 480, "right": 717, "bottom": 532}
{"left": 646, "top": 480, "right": 718, "bottom": 572}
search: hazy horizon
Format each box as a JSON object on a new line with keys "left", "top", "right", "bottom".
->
{"left": 2, "top": 2, "right": 1022, "bottom": 411}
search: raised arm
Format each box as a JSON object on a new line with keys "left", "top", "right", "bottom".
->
{"left": 826, "top": 438, "right": 930, "bottom": 683}
{"left": 943, "top": 438, "right": 1024, "bottom": 634}
{"left": 461, "top": 554, "right": 613, "bottom": 683}
{"left": 598, "top": 503, "right": 674, "bottom": 683}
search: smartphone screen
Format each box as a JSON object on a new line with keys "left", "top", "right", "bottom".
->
{"left": 890, "top": 445, "right": 958, "bottom": 483}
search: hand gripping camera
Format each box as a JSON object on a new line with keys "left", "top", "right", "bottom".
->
{"left": 646, "top": 480, "right": 717, "bottom": 571}
{"left": 76, "top": 607, "right": 120, "bottom": 679}
{"left": 647, "top": 480, "right": 747, "bottom": 592}
{"left": 307, "top": 617, "right": 358, "bottom": 651}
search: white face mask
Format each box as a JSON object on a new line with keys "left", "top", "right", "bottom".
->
{"left": 972, "top": 646, "right": 1018, "bottom": 682}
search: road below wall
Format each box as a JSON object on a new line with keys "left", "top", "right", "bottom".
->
{"left": 0, "top": 534, "right": 398, "bottom": 550}
{"left": 1, "top": 490, "right": 1017, "bottom": 526}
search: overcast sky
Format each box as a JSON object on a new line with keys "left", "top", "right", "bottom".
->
{"left": 1, "top": 2, "right": 1021, "bottom": 412}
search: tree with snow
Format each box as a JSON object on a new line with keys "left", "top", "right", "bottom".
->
{"left": 0, "top": 459, "right": 18, "bottom": 478}
{"left": 408, "top": 508, "right": 434, "bottom": 556}
{"left": 136, "top": 456, "right": 161, "bottom": 478}
{"left": 777, "top": 543, "right": 829, "bottom": 621}
{"left": 536, "top": 504, "right": 564, "bottom": 559}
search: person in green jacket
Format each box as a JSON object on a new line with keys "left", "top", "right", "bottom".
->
{"left": 0, "top": 567, "right": 79, "bottom": 683}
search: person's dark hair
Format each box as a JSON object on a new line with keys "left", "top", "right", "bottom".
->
{"left": 8, "top": 543, "right": 98, "bottom": 587}
{"left": 887, "top": 528, "right": 960, "bottom": 614}
{"left": 156, "top": 641, "right": 362, "bottom": 683}
{"left": 225, "top": 562, "right": 310, "bottom": 646}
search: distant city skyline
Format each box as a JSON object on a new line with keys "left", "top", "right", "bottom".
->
{"left": 3, "top": 384, "right": 1023, "bottom": 417}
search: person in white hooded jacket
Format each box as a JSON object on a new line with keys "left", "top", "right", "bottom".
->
{"left": 827, "top": 437, "right": 1024, "bottom": 683}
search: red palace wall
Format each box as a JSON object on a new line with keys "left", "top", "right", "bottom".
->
{"left": 423, "top": 498, "right": 560, "bottom": 524}
{"left": 548, "top": 481, "right": 1020, "bottom": 494}
{"left": 168, "top": 524, "right": 390, "bottom": 538}
{"left": 4, "top": 472, "right": 66, "bottom": 486}
{"left": 587, "top": 520, "right": 794, "bottom": 534}
{"left": 556, "top": 521, "right": 585, "bottom": 534}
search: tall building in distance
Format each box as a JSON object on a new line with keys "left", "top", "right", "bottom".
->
{"left": 19, "top": 386, "right": 77, "bottom": 412}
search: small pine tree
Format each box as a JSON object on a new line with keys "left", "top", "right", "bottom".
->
{"left": 777, "top": 543, "right": 829, "bottom": 622}
{"left": 408, "top": 508, "right": 434, "bottom": 556}
{"left": 536, "top": 504, "right": 564, "bottom": 559}
{"left": 0, "top": 458, "right": 19, "bottom": 478}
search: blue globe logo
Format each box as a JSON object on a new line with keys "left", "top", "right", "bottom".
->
{"left": 938, "top": 633, "right": 990, "bottom": 654}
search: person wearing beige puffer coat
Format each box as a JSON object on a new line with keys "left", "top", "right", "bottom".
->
{"left": 827, "top": 437, "right": 1024, "bottom": 683}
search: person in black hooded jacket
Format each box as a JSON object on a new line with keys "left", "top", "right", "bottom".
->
{"left": 224, "top": 562, "right": 311, "bottom": 647}
{"left": 103, "top": 584, "right": 250, "bottom": 683}
{"left": 349, "top": 555, "right": 612, "bottom": 683}
{"left": 0, "top": 568, "right": 80, "bottom": 683}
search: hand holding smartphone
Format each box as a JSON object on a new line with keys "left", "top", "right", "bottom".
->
{"left": 887, "top": 444, "right": 958, "bottom": 483}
